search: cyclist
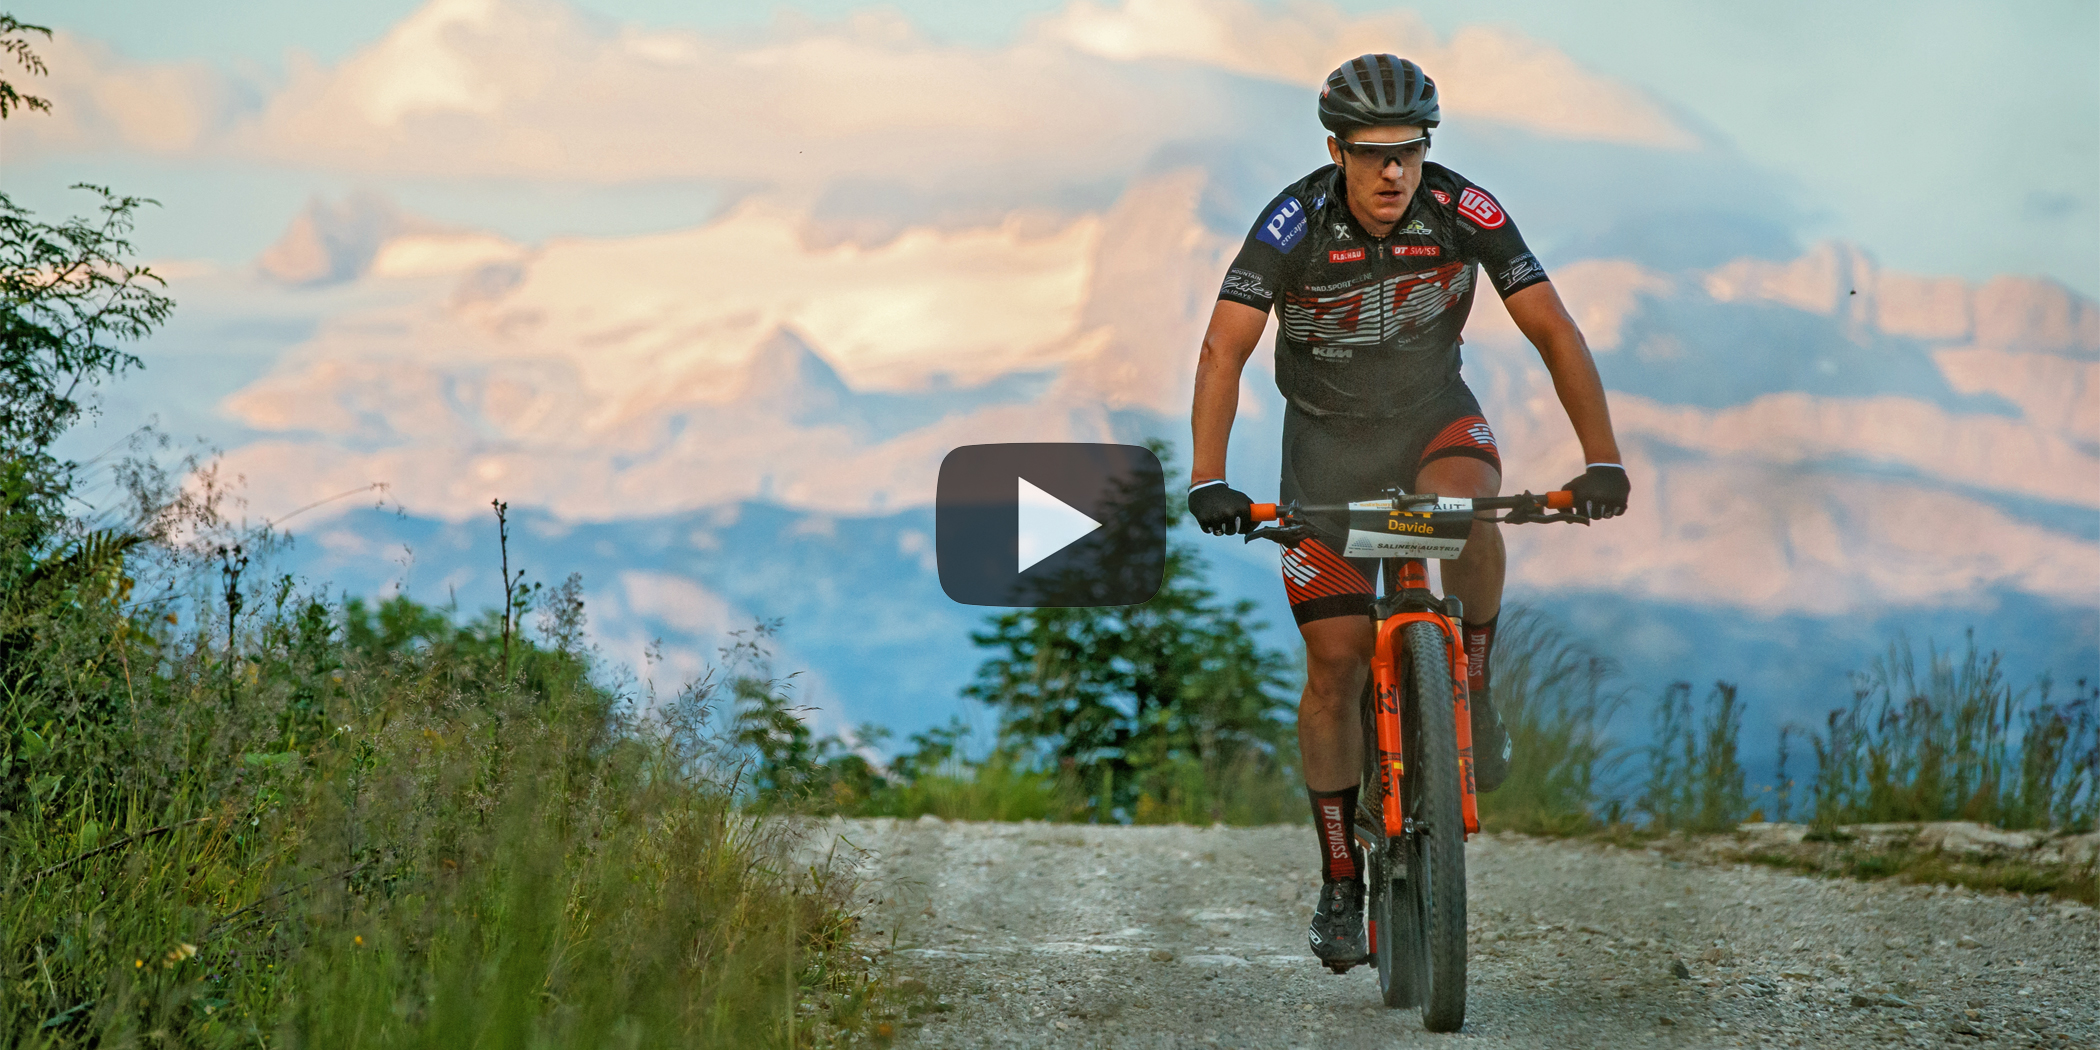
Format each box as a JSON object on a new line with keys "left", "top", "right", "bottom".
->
{"left": 1186, "top": 54, "right": 1629, "bottom": 969}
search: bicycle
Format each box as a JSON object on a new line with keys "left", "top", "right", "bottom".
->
{"left": 1243, "top": 487, "right": 1587, "bottom": 1032}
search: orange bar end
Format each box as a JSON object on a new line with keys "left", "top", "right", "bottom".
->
{"left": 1545, "top": 490, "right": 1575, "bottom": 510}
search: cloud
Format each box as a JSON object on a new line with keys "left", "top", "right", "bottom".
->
{"left": 21, "top": 0, "right": 2091, "bottom": 623}
{"left": 1033, "top": 0, "right": 1698, "bottom": 150}
{"left": 215, "top": 173, "right": 1233, "bottom": 523}
{"left": 13, "top": 0, "right": 1697, "bottom": 198}
{"left": 205, "top": 153, "right": 2100, "bottom": 621}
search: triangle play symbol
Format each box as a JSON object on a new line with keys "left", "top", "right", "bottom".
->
{"left": 1016, "top": 477, "right": 1102, "bottom": 574}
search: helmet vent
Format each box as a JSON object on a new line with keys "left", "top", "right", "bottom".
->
{"left": 1318, "top": 53, "right": 1440, "bottom": 134}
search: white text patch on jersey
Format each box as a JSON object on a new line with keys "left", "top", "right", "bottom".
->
{"left": 1279, "top": 262, "right": 1472, "bottom": 352}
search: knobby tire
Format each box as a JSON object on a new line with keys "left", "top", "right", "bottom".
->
{"left": 1402, "top": 619, "right": 1467, "bottom": 1032}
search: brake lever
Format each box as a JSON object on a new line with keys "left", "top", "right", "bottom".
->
{"left": 1245, "top": 523, "right": 1315, "bottom": 547}
{"left": 1490, "top": 502, "right": 1590, "bottom": 526}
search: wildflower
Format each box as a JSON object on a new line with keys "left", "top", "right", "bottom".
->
{"left": 135, "top": 959, "right": 143, "bottom": 968}
{"left": 163, "top": 943, "right": 198, "bottom": 968}
{"left": 354, "top": 935, "right": 364, "bottom": 946}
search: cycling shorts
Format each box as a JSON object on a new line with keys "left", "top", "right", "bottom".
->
{"left": 1278, "top": 377, "right": 1499, "bottom": 626}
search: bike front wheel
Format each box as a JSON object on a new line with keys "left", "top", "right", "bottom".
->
{"left": 1402, "top": 618, "right": 1468, "bottom": 1032}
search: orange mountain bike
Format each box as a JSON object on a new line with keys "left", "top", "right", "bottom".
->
{"left": 1247, "top": 487, "right": 1585, "bottom": 1032}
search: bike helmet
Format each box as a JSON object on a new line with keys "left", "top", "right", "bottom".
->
{"left": 1318, "top": 54, "right": 1440, "bottom": 134}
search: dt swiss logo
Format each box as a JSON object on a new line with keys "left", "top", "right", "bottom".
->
{"left": 1457, "top": 187, "right": 1506, "bottom": 229}
{"left": 1392, "top": 245, "right": 1441, "bottom": 257}
{"left": 1328, "top": 247, "right": 1365, "bottom": 263}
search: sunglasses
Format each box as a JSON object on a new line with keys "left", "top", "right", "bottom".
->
{"left": 1337, "top": 132, "right": 1431, "bottom": 168}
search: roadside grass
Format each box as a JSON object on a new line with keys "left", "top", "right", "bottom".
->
{"left": 1730, "top": 845, "right": 2099, "bottom": 906}
{"left": 1796, "top": 635, "right": 2098, "bottom": 831}
{"left": 3, "top": 585, "right": 898, "bottom": 1048}
{"left": 1472, "top": 611, "right": 1625, "bottom": 836}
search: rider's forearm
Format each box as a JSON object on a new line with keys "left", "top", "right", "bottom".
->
{"left": 1538, "top": 332, "right": 1622, "bottom": 465}
{"left": 1506, "top": 283, "right": 1623, "bottom": 466}
{"left": 1190, "top": 349, "right": 1242, "bottom": 486}
{"left": 1190, "top": 301, "right": 1268, "bottom": 486}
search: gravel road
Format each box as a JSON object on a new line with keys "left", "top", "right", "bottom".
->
{"left": 811, "top": 818, "right": 2098, "bottom": 1049}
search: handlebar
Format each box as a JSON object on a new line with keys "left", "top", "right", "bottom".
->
{"left": 1243, "top": 489, "right": 1588, "bottom": 547}
{"left": 1250, "top": 490, "right": 1575, "bottom": 523}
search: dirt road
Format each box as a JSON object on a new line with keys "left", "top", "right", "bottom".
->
{"left": 813, "top": 817, "right": 2098, "bottom": 1049}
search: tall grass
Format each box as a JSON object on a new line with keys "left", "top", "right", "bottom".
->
{"left": 1794, "top": 635, "right": 2098, "bottom": 831}
{"left": 2, "top": 586, "right": 880, "bottom": 1048}
{"left": 1637, "top": 681, "right": 1753, "bottom": 833}
{"left": 1471, "top": 612, "right": 1624, "bottom": 835}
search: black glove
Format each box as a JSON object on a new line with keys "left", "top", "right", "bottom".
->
{"left": 1187, "top": 481, "right": 1256, "bottom": 536}
{"left": 1563, "top": 464, "right": 1630, "bottom": 519}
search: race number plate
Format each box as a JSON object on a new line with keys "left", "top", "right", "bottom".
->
{"left": 1341, "top": 498, "right": 1475, "bottom": 560}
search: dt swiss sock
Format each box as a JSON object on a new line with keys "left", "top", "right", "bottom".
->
{"left": 1307, "top": 786, "right": 1362, "bottom": 883}
{"left": 1463, "top": 613, "right": 1498, "bottom": 704}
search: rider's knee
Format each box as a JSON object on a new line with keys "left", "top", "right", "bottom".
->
{"left": 1302, "top": 651, "right": 1366, "bottom": 712}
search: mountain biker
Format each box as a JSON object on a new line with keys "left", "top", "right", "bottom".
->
{"left": 1185, "top": 54, "right": 1629, "bottom": 970}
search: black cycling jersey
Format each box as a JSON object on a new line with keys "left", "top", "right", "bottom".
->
{"left": 1218, "top": 162, "right": 1548, "bottom": 421}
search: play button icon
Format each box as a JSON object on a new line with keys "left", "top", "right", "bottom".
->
{"left": 1016, "top": 477, "right": 1101, "bottom": 574}
{"left": 937, "top": 443, "right": 1166, "bottom": 607}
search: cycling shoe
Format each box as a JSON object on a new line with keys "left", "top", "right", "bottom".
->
{"left": 1308, "top": 879, "right": 1369, "bottom": 970}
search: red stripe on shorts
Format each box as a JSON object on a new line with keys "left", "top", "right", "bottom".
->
{"left": 1281, "top": 538, "right": 1373, "bottom": 607}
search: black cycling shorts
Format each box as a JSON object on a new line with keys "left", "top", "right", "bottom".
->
{"left": 1278, "top": 378, "right": 1500, "bottom": 626}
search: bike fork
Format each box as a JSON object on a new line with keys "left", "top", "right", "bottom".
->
{"left": 1371, "top": 610, "right": 1480, "bottom": 839}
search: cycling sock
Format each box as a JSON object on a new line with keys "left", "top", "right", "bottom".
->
{"left": 1464, "top": 613, "right": 1498, "bottom": 704}
{"left": 1307, "top": 786, "right": 1362, "bottom": 883}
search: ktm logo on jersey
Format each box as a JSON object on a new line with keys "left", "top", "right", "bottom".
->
{"left": 1458, "top": 187, "right": 1506, "bottom": 229}
{"left": 1328, "top": 247, "right": 1365, "bottom": 263}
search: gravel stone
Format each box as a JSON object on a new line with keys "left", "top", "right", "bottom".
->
{"left": 808, "top": 819, "right": 2100, "bottom": 1047}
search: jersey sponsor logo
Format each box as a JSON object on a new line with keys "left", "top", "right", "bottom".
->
{"left": 1498, "top": 252, "right": 1545, "bottom": 290}
{"left": 1457, "top": 186, "right": 1506, "bottom": 229}
{"left": 1281, "top": 261, "right": 1472, "bottom": 352}
{"left": 1328, "top": 247, "right": 1365, "bottom": 263}
{"left": 1393, "top": 245, "right": 1441, "bottom": 257}
{"left": 1221, "top": 267, "right": 1271, "bottom": 301}
{"left": 1256, "top": 196, "right": 1307, "bottom": 251}
{"left": 1397, "top": 219, "right": 1434, "bottom": 236}
{"left": 1429, "top": 189, "right": 1451, "bottom": 204}
{"left": 1331, "top": 222, "right": 1352, "bottom": 240}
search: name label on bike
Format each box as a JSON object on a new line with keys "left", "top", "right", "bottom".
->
{"left": 1342, "top": 498, "right": 1474, "bottom": 560}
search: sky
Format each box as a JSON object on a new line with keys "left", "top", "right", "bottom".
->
{"left": 0, "top": 0, "right": 2093, "bottom": 744}
{"left": 6, "top": 0, "right": 2095, "bottom": 297}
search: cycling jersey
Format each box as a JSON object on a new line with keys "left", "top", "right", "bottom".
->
{"left": 1218, "top": 162, "right": 1548, "bottom": 421}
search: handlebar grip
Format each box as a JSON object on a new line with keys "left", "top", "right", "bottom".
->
{"left": 1250, "top": 503, "right": 1279, "bottom": 522}
{"left": 1545, "top": 490, "right": 1575, "bottom": 510}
